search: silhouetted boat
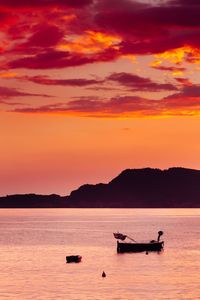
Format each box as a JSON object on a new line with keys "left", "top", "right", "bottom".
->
{"left": 114, "top": 231, "right": 164, "bottom": 253}
{"left": 66, "top": 255, "right": 82, "bottom": 263}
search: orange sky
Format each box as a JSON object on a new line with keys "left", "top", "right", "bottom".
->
{"left": 0, "top": 0, "right": 200, "bottom": 195}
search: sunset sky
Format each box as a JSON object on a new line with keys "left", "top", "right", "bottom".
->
{"left": 1, "top": 0, "right": 200, "bottom": 196}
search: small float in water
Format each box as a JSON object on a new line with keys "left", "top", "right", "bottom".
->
{"left": 66, "top": 255, "right": 82, "bottom": 263}
{"left": 102, "top": 271, "right": 106, "bottom": 278}
{"left": 114, "top": 231, "right": 164, "bottom": 253}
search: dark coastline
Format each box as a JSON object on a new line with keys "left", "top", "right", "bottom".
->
{"left": 1, "top": 167, "right": 200, "bottom": 208}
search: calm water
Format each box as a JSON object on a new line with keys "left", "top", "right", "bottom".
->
{"left": 0, "top": 209, "right": 199, "bottom": 300}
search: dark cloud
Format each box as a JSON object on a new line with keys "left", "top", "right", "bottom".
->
{"left": 7, "top": 50, "right": 95, "bottom": 69}
{"left": 1, "top": 0, "right": 200, "bottom": 70}
{"left": 120, "top": 29, "right": 200, "bottom": 56}
{"left": 169, "top": 0, "right": 200, "bottom": 6}
{"left": 0, "top": 86, "right": 52, "bottom": 99}
{"left": 152, "top": 66, "right": 186, "bottom": 72}
{"left": 138, "top": 6, "right": 200, "bottom": 28}
{"left": 95, "top": 10, "right": 166, "bottom": 40}
{"left": 22, "top": 75, "right": 102, "bottom": 86}
{"left": 87, "top": 86, "right": 123, "bottom": 91}
{"left": 0, "top": 11, "right": 18, "bottom": 30}
{"left": 0, "top": 12, "right": 10, "bottom": 23}
{"left": 165, "top": 85, "right": 200, "bottom": 99}
{"left": 94, "top": 0, "right": 200, "bottom": 58}
{"left": 175, "top": 78, "right": 192, "bottom": 86}
{"left": 96, "top": 0, "right": 148, "bottom": 11}
{"left": 95, "top": 1, "right": 200, "bottom": 32}
{"left": 11, "top": 82, "right": 200, "bottom": 117}
{"left": 0, "top": 0, "right": 93, "bottom": 8}
{"left": 5, "top": 45, "right": 120, "bottom": 69}
{"left": 107, "top": 72, "right": 177, "bottom": 91}
{"left": 26, "top": 24, "right": 64, "bottom": 48}
{"left": 0, "top": 99, "right": 25, "bottom": 105}
{"left": 20, "top": 73, "right": 177, "bottom": 92}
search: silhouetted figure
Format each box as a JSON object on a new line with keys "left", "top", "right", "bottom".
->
{"left": 102, "top": 271, "right": 106, "bottom": 278}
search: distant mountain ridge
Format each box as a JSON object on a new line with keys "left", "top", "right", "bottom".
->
{"left": 0, "top": 167, "right": 200, "bottom": 208}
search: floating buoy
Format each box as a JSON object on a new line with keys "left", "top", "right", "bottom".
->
{"left": 102, "top": 271, "right": 106, "bottom": 278}
{"left": 146, "top": 251, "right": 149, "bottom": 255}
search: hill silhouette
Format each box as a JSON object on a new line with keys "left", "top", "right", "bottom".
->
{"left": 0, "top": 167, "right": 200, "bottom": 208}
{"left": 0, "top": 194, "right": 67, "bottom": 208}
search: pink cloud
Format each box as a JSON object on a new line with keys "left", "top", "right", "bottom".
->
{"left": 11, "top": 84, "right": 200, "bottom": 117}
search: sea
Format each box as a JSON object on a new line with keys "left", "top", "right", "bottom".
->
{"left": 0, "top": 209, "right": 199, "bottom": 300}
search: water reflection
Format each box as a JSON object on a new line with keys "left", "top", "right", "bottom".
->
{"left": 0, "top": 209, "right": 199, "bottom": 300}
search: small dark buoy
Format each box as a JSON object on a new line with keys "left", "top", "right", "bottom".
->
{"left": 146, "top": 251, "right": 149, "bottom": 255}
{"left": 102, "top": 271, "right": 106, "bottom": 278}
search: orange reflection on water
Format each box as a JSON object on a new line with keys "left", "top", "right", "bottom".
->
{"left": 0, "top": 209, "right": 199, "bottom": 299}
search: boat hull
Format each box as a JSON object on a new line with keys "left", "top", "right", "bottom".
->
{"left": 117, "top": 241, "right": 164, "bottom": 253}
{"left": 66, "top": 255, "right": 82, "bottom": 263}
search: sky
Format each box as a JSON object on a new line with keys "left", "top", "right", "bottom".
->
{"left": 0, "top": 0, "right": 200, "bottom": 196}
